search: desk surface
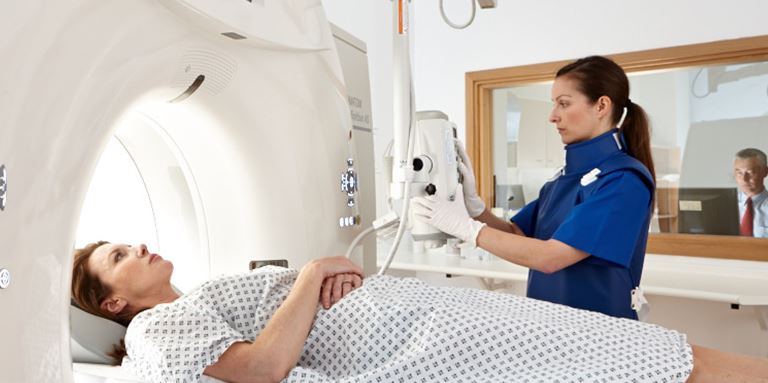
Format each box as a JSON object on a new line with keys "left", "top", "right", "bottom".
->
{"left": 376, "top": 242, "right": 768, "bottom": 306}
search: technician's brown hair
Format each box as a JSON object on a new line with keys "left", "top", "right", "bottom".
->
{"left": 71, "top": 241, "right": 128, "bottom": 365}
{"left": 556, "top": 55, "right": 656, "bottom": 181}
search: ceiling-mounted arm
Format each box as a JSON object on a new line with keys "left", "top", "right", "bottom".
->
{"left": 391, "top": 0, "right": 415, "bottom": 192}
{"left": 439, "top": 0, "right": 497, "bottom": 30}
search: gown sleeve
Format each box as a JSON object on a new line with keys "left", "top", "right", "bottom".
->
{"left": 123, "top": 303, "right": 247, "bottom": 383}
{"left": 552, "top": 172, "right": 651, "bottom": 268}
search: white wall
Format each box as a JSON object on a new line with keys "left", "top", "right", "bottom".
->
{"left": 323, "top": 0, "right": 768, "bottom": 216}
{"left": 411, "top": 0, "right": 768, "bottom": 138}
{"left": 630, "top": 71, "right": 684, "bottom": 149}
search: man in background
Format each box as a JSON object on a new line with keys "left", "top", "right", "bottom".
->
{"left": 734, "top": 148, "right": 768, "bottom": 237}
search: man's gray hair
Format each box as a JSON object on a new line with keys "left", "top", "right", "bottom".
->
{"left": 736, "top": 148, "right": 767, "bottom": 167}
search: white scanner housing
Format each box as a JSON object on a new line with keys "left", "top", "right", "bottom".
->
{"left": 0, "top": 1, "right": 375, "bottom": 381}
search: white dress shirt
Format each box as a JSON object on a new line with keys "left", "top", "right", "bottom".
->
{"left": 738, "top": 189, "right": 768, "bottom": 238}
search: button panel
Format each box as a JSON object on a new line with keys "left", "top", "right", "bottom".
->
{"left": 0, "top": 164, "right": 6, "bottom": 211}
{"left": 0, "top": 269, "right": 10, "bottom": 289}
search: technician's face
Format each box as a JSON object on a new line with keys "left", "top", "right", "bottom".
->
{"left": 734, "top": 157, "right": 768, "bottom": 196}
{"left": 89, "top": 243, "right": 174, "bottom": 304}
{"left": 549, "top": 77, "right": 602, "bottom": 145}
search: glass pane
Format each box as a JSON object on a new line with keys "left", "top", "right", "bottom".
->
{"left": 491, "top": 62, "right": 768, "bottom": 238}
{"left": 491, "top": 83, "right": 559, "bottom": 221}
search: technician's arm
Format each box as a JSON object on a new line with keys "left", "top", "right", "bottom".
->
{"left": 473, "top": 209, "right": 525, "bottom": 236}
{"left": 476, "top": 226, "right": 588, "bottom": 274}
{"left": 414, "top": 186, "right": 585, "bottom": 274}
{"left": 203, "top": 257, "right": 363, "bottom": 383}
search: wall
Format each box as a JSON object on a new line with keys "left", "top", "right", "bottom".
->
{"left": 411, "top": 0, "right": 768, "bottom": 140}
{"left": 322, "top": 0, "right": 768, "bottom": 217}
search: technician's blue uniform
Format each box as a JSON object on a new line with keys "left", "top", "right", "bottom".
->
{"left": 512, "top": 128, "right": 655, "bottom": 319}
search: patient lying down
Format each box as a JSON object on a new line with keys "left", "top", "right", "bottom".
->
{"left": 72, "top": 242, "right": 768, "bottom": 383}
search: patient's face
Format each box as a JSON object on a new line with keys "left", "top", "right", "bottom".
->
{"left": 734, "top": 157, "right": 768, "bottom": 196}
{"left": 89, "top": 243, "right": 174, "bottom": 304}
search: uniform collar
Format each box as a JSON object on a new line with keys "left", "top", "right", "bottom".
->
{"left": 564, "top": 128, "right": 624, "bottom": 175}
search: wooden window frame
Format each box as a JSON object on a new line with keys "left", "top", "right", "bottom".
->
{"left": 465, "top": 35, "right": 768, "bottom": 262}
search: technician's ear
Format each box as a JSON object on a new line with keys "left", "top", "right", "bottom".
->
{"left": 595, "top": 96, "right": 612, "bottom": 118}
{"left": 100, "top": 296, "right": 128, "bottom": 315}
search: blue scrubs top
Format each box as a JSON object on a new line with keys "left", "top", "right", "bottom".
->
{"left": 512, "top": 129, "right": 654, "bottom": 319}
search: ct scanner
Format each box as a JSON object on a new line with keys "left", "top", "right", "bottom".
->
{"left": 0, "top": 1, "right": 377, "bottom": 381}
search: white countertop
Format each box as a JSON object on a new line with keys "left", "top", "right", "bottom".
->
{"left": 376, "top": 241, "right": 768, "bottom": 306}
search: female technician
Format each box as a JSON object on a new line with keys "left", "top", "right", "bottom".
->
{"left": 414, "top": 55, "right": 656, "bottom": 319}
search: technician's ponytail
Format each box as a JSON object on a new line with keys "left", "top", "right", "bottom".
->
{"left": 620, "top": 101, "right": 655, "bottom": 181}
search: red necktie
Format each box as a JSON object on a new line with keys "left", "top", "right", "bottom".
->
{"left": 740, "top": 197, "right": 753, "bottom": 236}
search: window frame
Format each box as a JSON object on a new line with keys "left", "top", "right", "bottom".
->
{"left": 465, "top": 35, "right": 768, "bottom": 261}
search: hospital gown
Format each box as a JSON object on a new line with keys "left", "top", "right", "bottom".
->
{"left": 123, "top": 266, "right": 693, "bottom": 382}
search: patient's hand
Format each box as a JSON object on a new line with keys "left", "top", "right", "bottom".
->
{"left": 320, "top": 272, "right": 363, "bottom": 309}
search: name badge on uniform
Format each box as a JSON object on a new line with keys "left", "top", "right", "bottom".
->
{"left": 580, "top": 168, "right": 601, "bottom": 186}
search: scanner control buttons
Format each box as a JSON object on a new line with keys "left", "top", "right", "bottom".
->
{"left": 0, "top": 164, "right": 6, "bottom": 211}
{"left": 341, "top": 168, "right": 358, "bottom": 195}
{"left": 0, "top": 269, "right": 10, "bottom": 289}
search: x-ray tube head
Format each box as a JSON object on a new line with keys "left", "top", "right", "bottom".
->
{"left": 408, "top": 111, "right": 459, "bottom": 247}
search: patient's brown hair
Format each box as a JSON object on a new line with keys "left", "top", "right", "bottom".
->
{"left": 71, "top": 241, "right": 130, "bottom": 365}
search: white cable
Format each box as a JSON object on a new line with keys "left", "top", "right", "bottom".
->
{"left": 384, "top": 139, "right": 395, "bottom": 211}
{"left": 344, "top": 225, "right": 376, "bottom": 259}
{"left": 379, "top": 92, "right": 418, "bottom": 276}
{"left": 439, "top": 0, "right": 476, "bottom": 30}
{"left": 378, "top": 177, "right": 412, "bottom": 275}
{"left": 384, "top": 139, "right": 394, "bottom": 157}
{"left": 344, "top": 213, "right": 401, "bottom": 259}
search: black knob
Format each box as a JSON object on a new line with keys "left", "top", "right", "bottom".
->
{"left": 412, "top": 158, "right": 424, "bottom": 171}
{"left": 425, "top": 183, "right": 437, "bottom": 196}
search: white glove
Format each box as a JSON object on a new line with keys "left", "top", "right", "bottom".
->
{"left": 412, "top": 184, "right": 487, "bottom": 248}
{"left": 455, "top": 140, "right": 486, "bottom": 218}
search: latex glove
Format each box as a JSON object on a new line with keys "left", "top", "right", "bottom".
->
{"left": 412, "top": 184, "right": 486, "bottom": 247}
{"left": 455, "top": 140, "right": 486, "bottom": 218}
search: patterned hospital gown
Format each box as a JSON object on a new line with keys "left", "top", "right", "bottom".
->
{"left": 122, "top": 266, "right": 693, "bottom": 382}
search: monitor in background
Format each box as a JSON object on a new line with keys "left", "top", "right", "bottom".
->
{"left": 677, "top": 187, "right": 740, "bottom": 235}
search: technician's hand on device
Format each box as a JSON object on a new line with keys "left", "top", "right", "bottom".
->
{"left": 320, "top": 272, "right": 363, "bottom": 309}
{"left": 455, "top": 140, "right": 486, "bottom": 218}
{"left": 412, "top": 184, "right": 486, "bottom": 247}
